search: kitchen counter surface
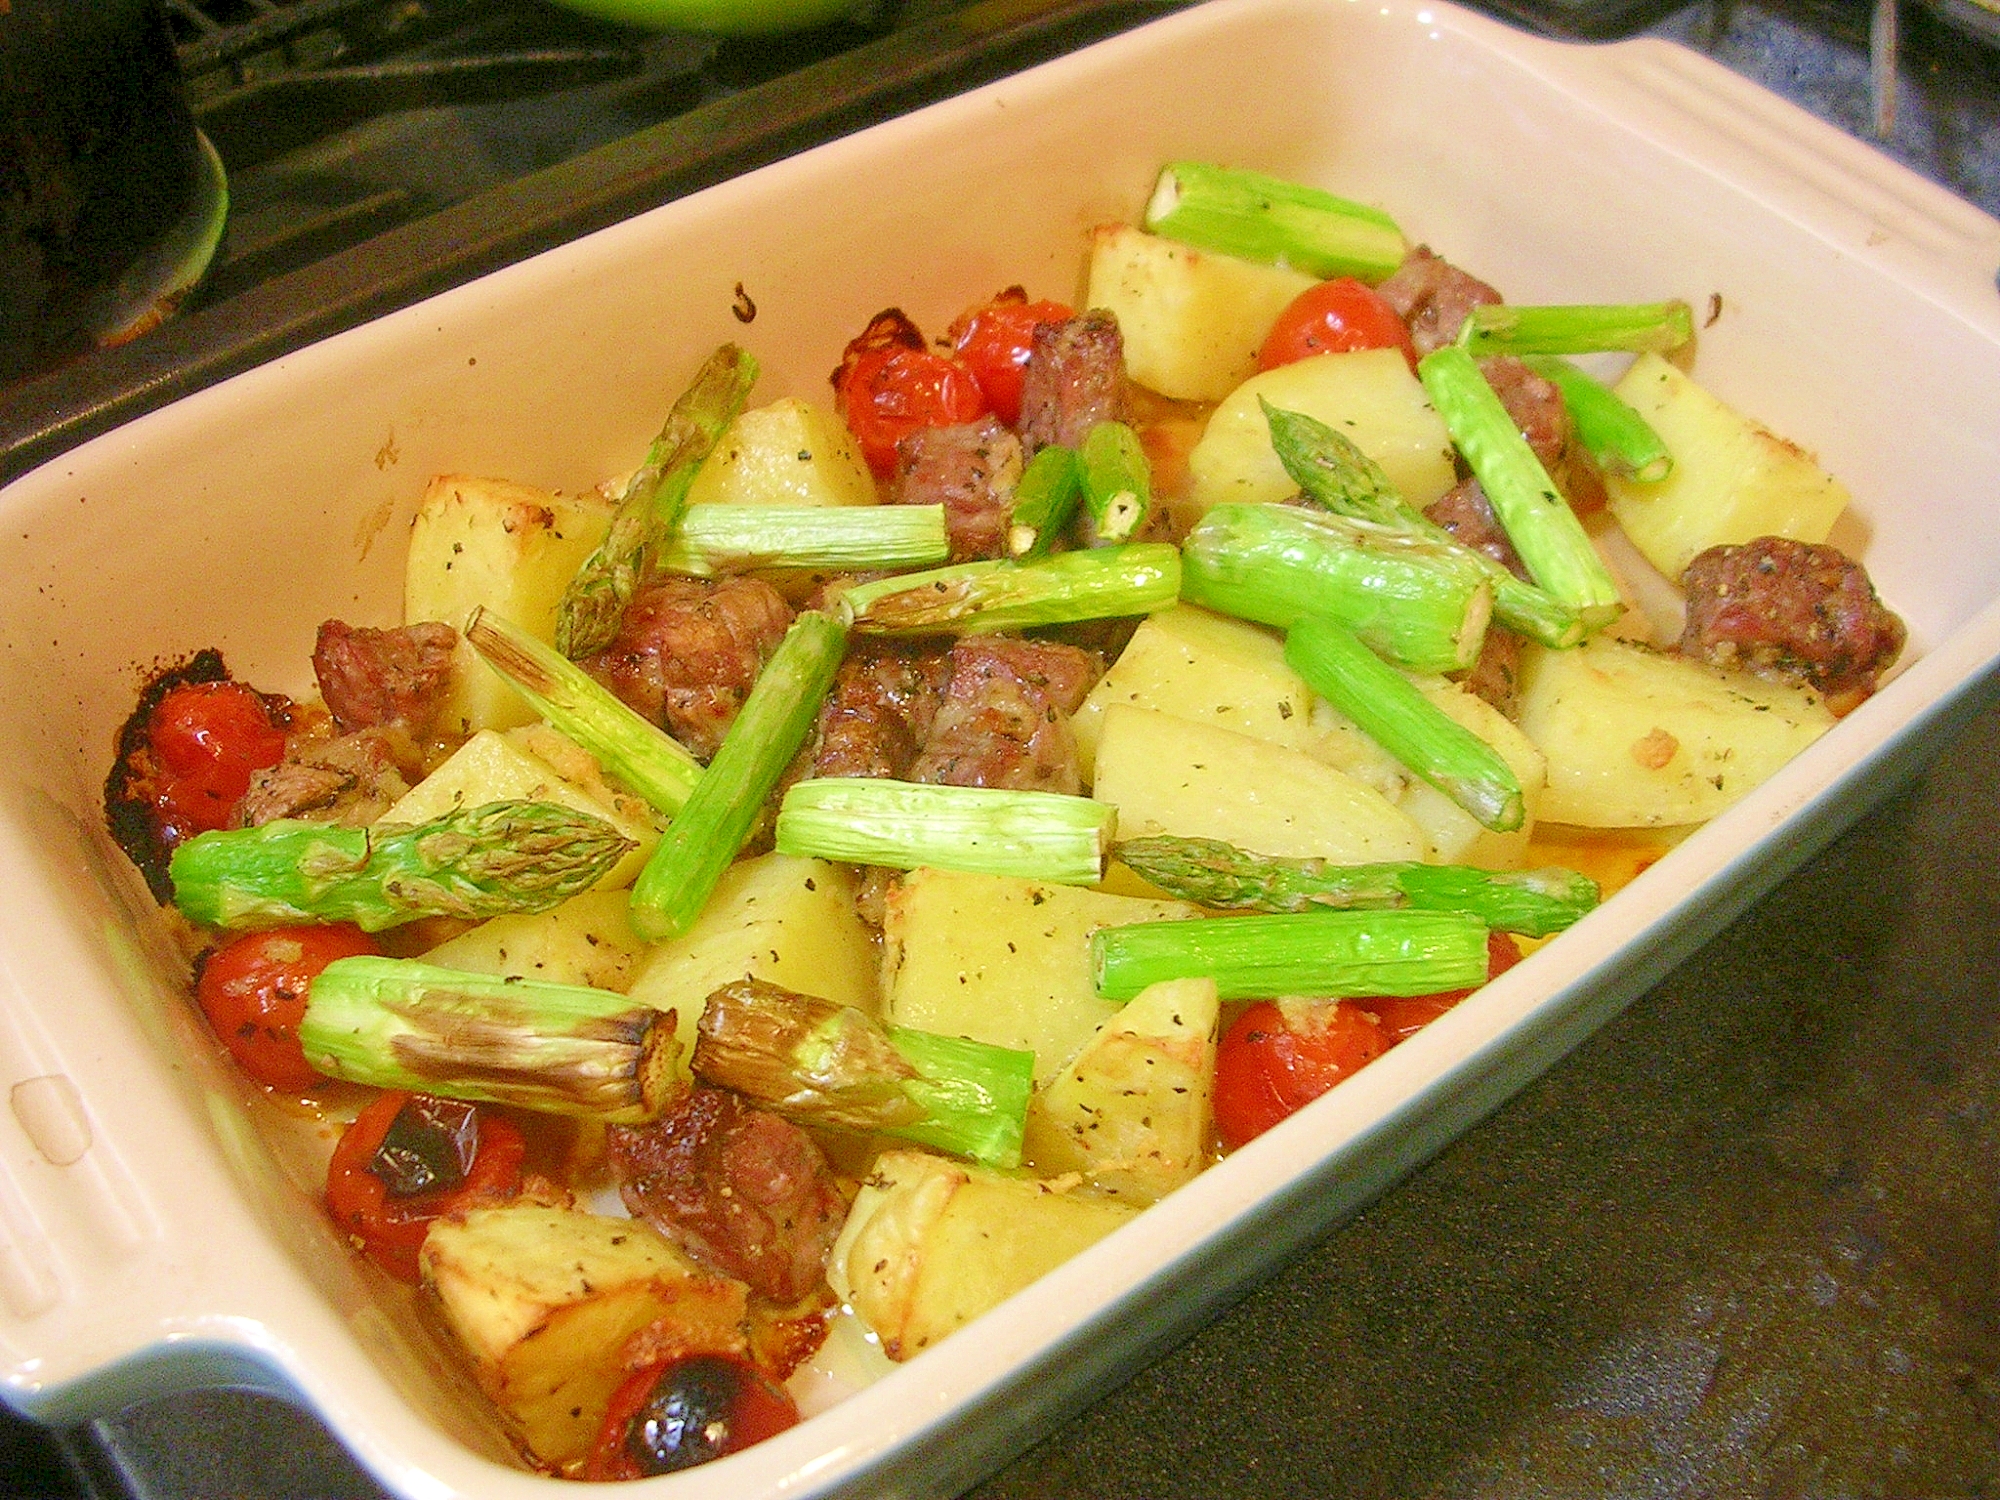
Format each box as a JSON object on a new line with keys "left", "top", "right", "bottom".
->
{"left": 2, "top": 0, "right": 1997, "bottom": 1496}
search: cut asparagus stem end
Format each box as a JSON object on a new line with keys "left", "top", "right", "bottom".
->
{"left": 169, "top": 801, "right": 635, "bottom": 932}
{"left": 464, "top": 608, "right": 703, "bottom": 814}
{"left": 657, "top": 503, "right": 950, "bottom": 576}
{"left": 1009, "top": 444, "right": 1082, "bottom": 558}
{"left": 1112, "top": 836, "right": 1598, "bottom": 937}
{"left": 776, "top": 777, "right": 1113, "bottom": 886}
{"left": 628, "top": 610, "right": 847, "bottom": 942}
{"left": 838, "top": 544, "right": 1181, "bottom": 636}
{"left": 1285, "top": 613, "right": 1524, "bottom": 833}
{"left": 1144, "top": 161, "right": 1407, "bottom": 282}
{"left": 1520, "top": 356, "right": 1674, "bottom": 483}
{"left": 693, "top": 978, "right": 1033, "bottom": 1167}
{"left": 1457, "top": 301, "right": 1695, "bottom": 357}
{"left": 1180, "top": 503, "right": 1492, "bottom": 673}
{"left": 1078, "top": 421, "right": 1151, "bottom": 545}
{"left": 301, "top": 956, "right": 684, "bottom": 1122}
{"left": 555, "top": 343, "right": 759, "bottom": 659}
{"left": 1091, "top": 908, "right": 1492, "bottom": 1002}
{"left": 1418, "top": 345, "right": 1624, "bottom": 626}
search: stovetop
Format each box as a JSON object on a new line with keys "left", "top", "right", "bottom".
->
{"left": 1, "top": 0, "right": 1997, "bottom": 1495}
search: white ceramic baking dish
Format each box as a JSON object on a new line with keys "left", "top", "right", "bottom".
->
{"left": 1, "top": 0, "right": 1997, "bottom": 1493}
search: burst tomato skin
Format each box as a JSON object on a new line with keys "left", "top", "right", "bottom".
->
{"left": 324, "top": 1090, "right": 526, "bottom": 1282}
{"left": 586, "top": 1353, "right": 800, "bottom": 1480}
{"left": 1212, "top": 932, "right": 1525, "bottom": 1149}
{"left": 1256, "top": 277, "right": 1417, "bottom": 373}
{"left": 947, "top": 289, "right": 1074, "bottom": 427}
{"left": 833, "top": 308, "right": 988, "bottom": 478}
{"left": 146, "top": 680, "right": 288, "bottom": 842}
{"left": 195, "top": 925, "right": 380, "bottom": 1091}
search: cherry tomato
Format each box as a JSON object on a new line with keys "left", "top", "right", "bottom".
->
{"left": 195, "top": 925, "right": 381, "bottom": 1091}
{"left": 586, "top": 1353, "right": 799, "bottom": 1480}
{"left": 146, "top": 680, "right": 288, "bottom": 842}
{"left": 325, "top": 1090, "right": 526, "bottom": 1281}
{"left": 947, "top": 288, "right": 1073, "bottom": 427}
{"left": 1213, "top": 999, "right": 1386, "bottom": 1152}
{"left": 1256, "top": 277, "right": 1417, "bottom": 373}
{"left": 1212, "top": 933, "right": 1526, "bottom": 1150}
{"left": 833, "top": 309, "right": 987, "bottom": 478}
{"left": 1368, "top": 931, "right": 1524, "bottom": 1045}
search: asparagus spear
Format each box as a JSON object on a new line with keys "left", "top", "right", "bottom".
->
{"left": 1143, "top": 161, "right": 1407, "bottom": 282}
{"left": 1113, "top": 836, "right": 1598, "bottom": 937}
{"left": 838, "top": 543, "right": 1181, "bottom": 636}
{"left": 1261, "top": 399, "right": 1586, "bottom": 649}
{"left": 464, "top": 608, "right": 701, "bottom": 815}
{"left": 1009, "top": 444, "right": 1082, "bottom": 558}
{"left": 1077, "top": 421, "right": 1151, "bottom": 545}
{"left": 1417, "top": 346, "right": 1624, "bottom": 628}
{"left": 1519, "top": 356, "right": 1674, "bottom": 483}
{"left": 555, "top": 344, "right": 758, "bottom": 660}
{"left": 301, "top": 956, "right": 683, "bottom": 1123}
{"left": 1179, "top": 503, "right": 1493, "bottom": 674}
{"left": 1285, "top": 613, "right": 1523, "bottom": 833}
{"left": 628, "top": 610, "right": 846, "bottom": 941}
{"left": 775, "top": 777, "right": 1114, "bottom": 886}
{"left": 1456, "top": 301, "right": 1694, "bottom": 358}
{"left": 693, "top": 978, "right": 1035, "bottom": 1168}
{"left": 1092, "top": 908, "right": 1491, "bottom": 1001}
{"left": 170, "top": 801, "right": 634, "bottom": 932}
{"left": 655, "top": 503, "right": 950, "bottom": 577}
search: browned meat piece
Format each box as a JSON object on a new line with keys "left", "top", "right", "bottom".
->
{"left": 312, "top": 620, "right": 457, "bottom": 739}
{"left": 1456, "top": 626, "right": 1525, "bottom": 719}
{"left": 1679, "top": 536, "right": 1905, "bottom": 716}
{"left": 813, "top": 640, "right": 953, "bottom": 780}
{"left": 606, "top": 1085, "right": 845, "bottom": 1305}
{"left": 1018, "top": 310, "right": 1130, "bottom": 453}
{"left": 1375, "top": 246, "right": 1502, "bottom": 357}
{"left": 1426, "top": 478, "right": 1528, "bottom": 580}
{"left": 236, "top": 729, "right": 411, "bottom": 827}
{"left": 890, "top": 416, "right": 1021, "bottom": 563}
{"left": 1477, "top": 354, "right": 1608, "bottom": 515}
{"left": 582, "top": 576, "right": 794, "bottom": 761}
{"left": 909, "top": 637, "right": 1101, "bottom": 794}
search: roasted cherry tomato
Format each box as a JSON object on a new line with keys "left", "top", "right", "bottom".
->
{"left": 833, "top": 308, "right": 987, "bottom": 478}
{"left": 325, "top": 1090, "right": 526, "bottom": 1281}
{"left": 1213, "top": 932, "right": 1525, "bottom": 1150}
{"left": 947, "top": 288, "right": 1074, "bottom": 427}
{"left": 145, "top": 679, "right": 288, "bottom": 843}
{"left": 586, "top": 1353, "right": 800, "bottom": 1480}
{"left": 195, "top": 924, "right": 380, "bottom": 1091}
{"left": 1256, "top": 277, "right": 1417, "bottom": 373}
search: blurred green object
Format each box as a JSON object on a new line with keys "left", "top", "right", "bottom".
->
{"left": 547, "top": 0, "right": 866, "bottom": 32}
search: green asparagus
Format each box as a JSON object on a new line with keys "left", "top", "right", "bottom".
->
{"left": 1144, "top": 161, "right": 1407, "bottom": 282}
{"left": 1262, "top": 399, "right": 1586, "bottom": 649}
{"left": 1113, "top": 836, "right": 1598, "bottom": 937}
{"left": 775, "top": 777, "right": 1114, "bottom": 886}
{"left": 1077, "top": 421, "right": 1151, "bottom": 545}
{"left": 628, "top": 610, "right": 846, "bottom": 941}
{"left": 1417, "top": 346, "right": 1624, "bottom": 628}
{"left": 555, "top": 344, "right": 758, "bottom": 660}
{"left": 301, "top": 956, "right": 682, "bottom": 1122}
{"left": 693, "top": 978, "right": 1035, "bottom": 1168}
{"left": 656, "top": 503, "right": 950, "bottom": 576}
{"left": 1520, "top": 356, "right": 1674, "bottom": 483}
{"left": 1092, "top": 908, "right": 1491, "bottom": 1002}
{"left": 1457, "top": 301, "right": 1694, "bottom": 358}
{"left": 1285, "top": 613, "right": 1523, "bottom": 832}
{"left": 170, "top": 801, "right": 634, "bottom": 932}
{"left": 464, "top": 608, "right": 702, "bottom": 815}
{"left": 1009, "top": 444, "right": 1082, "bottom": 558}
{"left": 1179, "top": 502, "right": 1493, "bottom": 674}
{"left": 838, "top": 544, "right": 1181, "bottom": 635}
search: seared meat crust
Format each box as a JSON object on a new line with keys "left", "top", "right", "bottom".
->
{"left": 890, "top": 416, "right": 1021, "bottom": 563}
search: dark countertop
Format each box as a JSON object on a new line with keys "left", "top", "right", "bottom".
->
{"left": 3, "top": 1, "right": 1997, "bottom": 1497}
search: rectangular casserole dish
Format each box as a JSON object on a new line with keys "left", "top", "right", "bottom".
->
{"left": 0, "top": 0, "right": 1997, "bottom": 1494}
